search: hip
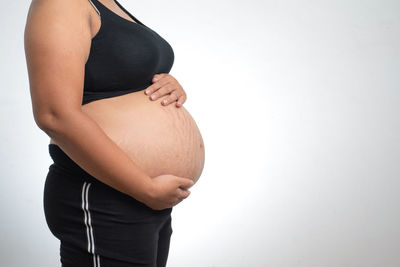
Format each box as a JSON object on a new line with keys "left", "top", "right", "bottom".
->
{"left": 43, "top": 162, "right": 173, "bottom": 264}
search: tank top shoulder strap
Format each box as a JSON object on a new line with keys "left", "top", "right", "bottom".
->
{"left": 87, "top": 0, "right": 147, "bottom": 27}
{"left": 87, "top": 0, "right": 102, "bottom": 18}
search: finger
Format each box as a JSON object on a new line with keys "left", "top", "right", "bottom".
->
{"left": 170, "top": 196, "right": 182, "bottom": 207}
{"left": 178, "top": 189, "right": 191, "bottom": 200}
{"left": 179, "top": 177, "right": 195, "bottom": 189}
{"left": 171, "top": 199, "right": 181, "bottom": 207}
{"left": 144, "top": 77, "right": 170, "bottom": 96}
{"left": 144, "top": 82, "right": 160, "bottom": 96}
{"left": 175, "top": 93, "right": 186, "bottom": 108}
{"left": 161, "top": 91, "right": 180, "bottom": 106}
{"left": 152, "top": 73, "right": 167, "bottom": 83}
{"left": 150, "top": 84, "right": 174, "bottom": 101}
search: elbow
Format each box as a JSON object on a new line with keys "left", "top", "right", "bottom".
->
{"left": 35, "top": 112, "right": 58, "bottom": 133}
{"left": 35, "top": 112, "right": 67, "bottom": 137}
{"left": 34, "top": 109, "right": 81, "bottom": 136}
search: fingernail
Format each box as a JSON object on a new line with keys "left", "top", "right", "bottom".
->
{"left": 163, "top": 100, "right": 168, "bottom": 104}
{"left": 145, "top": 90, "right": 150, "bottom": 94}
{"left": 151, "top": 94, "right": 156, "bottom": 100}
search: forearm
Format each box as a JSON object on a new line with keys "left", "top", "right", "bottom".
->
{"left": 37, "top": 110, "right": 153, "bottom": 204}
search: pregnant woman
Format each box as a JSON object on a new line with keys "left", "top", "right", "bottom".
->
{"left": 24, "top": 0, "right": 205, "bottom": 266}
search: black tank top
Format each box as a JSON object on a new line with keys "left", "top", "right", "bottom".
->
{"left": 83, "top": 0, "right": 174, "bottom": 105}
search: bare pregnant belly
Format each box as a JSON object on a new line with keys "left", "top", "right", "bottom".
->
{"left": 49, "top": 89, "right": 205, "bottom": 183}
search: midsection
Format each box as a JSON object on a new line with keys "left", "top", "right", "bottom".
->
{"left": 50, "top": 89, "right": 205, "bottom": 183}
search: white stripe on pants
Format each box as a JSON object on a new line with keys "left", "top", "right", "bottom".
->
{"left": 81, "top": 181, "right": 101, "bottom": 267}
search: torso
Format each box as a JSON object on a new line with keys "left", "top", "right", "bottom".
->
{"left": 50, "top": 90, "right": 205, "bottom": 183}
{"left": 50, "top": 0, "right": 205, "bottom": 183}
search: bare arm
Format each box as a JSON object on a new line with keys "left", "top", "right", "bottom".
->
{"left": 24, "top": 0, "right": 153, "bottom": 203}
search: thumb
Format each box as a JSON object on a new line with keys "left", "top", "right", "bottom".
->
{"left": 178, "top": 177, "right": 195, "bottom": 190}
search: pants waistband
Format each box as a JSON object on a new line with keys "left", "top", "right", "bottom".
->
{"left": 48, "top": 144, "right": 101, "bottom": 184}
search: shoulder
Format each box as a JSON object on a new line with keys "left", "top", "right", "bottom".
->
{"left": 25, "top": 0, "right": 93, "bottom": 56}
{"left": 25, "top": 0, "right": 91, "bottom": 31}
{"left": 24, "top": 0, "right": 95, "bottom": 123}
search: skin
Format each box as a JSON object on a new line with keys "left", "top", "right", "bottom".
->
{"left": 24, "top": 0, "right": 193, "bottom": 210}
{"left": 88, "top": 0, "right": 188, "bottom": 107}
{"left": 147, "top": 73, "right": 187, "bottom": 107}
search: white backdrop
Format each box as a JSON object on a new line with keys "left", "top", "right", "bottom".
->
{"left": 1, "top": 0, "right": 399, "bottom": 266}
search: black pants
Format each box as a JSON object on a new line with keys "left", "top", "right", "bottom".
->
{"left": 44, "top": 144, "right": 173, "bottom": 267}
